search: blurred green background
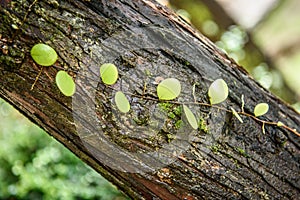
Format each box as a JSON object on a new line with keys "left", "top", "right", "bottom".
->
{"left": 1, "top": 0, "right": 300, "bottom": 199}
{"left": 0, "top": 99, "right": 128, "bottom": 200}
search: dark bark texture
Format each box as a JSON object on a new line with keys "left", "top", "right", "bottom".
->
{"left": 0, "top": 0, "right": 299, "bottom": 199}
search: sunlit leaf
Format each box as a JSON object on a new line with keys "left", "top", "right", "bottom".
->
{"left": 208, "top": 79, "right": 228, "bottom": 104}
{"left": 31, "top": 43, "right": 58, "bottom": 66}
{"left": 183, "top": 105, "right": 198, "bottom": 129}
{"left": 254, "top": 103, "right": 269, "bottom": 117}
{"left": 115, "top": 91, "right": 130, "bottom": 113}
{"left": 157, "top": 78, "right": 181, "bottom": 100}
{"left": 55, "top": 71, "right": 76, "bottom": 96}
{"left": 230, "top": 107, "right": 243, "bottom": 123}
{"left": 277, "top": 121, "right": 284, "bottom": 127}
{"left": 100, "top": 63, "right": 118, "bottom": 85}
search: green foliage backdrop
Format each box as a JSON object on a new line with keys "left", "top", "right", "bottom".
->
{"left": 0, "top": 99, "right": 128, "bottom": 200}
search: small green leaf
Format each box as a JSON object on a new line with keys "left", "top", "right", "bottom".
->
{"left": 55, "top": 71, "right": 76, "bottom": 96}
{"left": 115, "top": 91, "right": 130, "bottom": 113}
{"left": 230, "top": 107, "right": 243, "bottom": 123}
{"left": 157, "top": 78, "right": 181, "bottom": 100}
{"left": 11, "top": 24, "right": 19, "bottom": 30}
{"left": 31, "top": 43, "right": 58, "bottom": 66}
{"left": 183, "top": 105, "right": 198, "bottom": 129}
{"left": 208, "top": 79, "right": 228, "bottom": 104}
{"left": 254, "top": 103, "right": 269, "bottom": 117}
{"left": 277, "top": 121, "right": 284, "bottom": 127}
{"left": 100, "top": 63, "right": 118, "bottom": 85}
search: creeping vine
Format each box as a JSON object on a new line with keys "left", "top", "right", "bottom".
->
{"left": 29, "top": 44, "right": 299, "bottom": 137}
{"left": 99, "top": 63, "right": 300, "bottom": 137}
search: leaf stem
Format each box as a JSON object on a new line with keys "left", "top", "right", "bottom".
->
{"left": 31, "top": 66, "right": 43, "bottom": 90}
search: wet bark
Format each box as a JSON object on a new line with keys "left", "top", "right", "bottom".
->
{"left": 0, "top": 0, "right": 299, "bottom": 199}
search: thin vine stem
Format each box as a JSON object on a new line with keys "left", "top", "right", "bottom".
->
{"left": 31, "top": 66, "right": 43, "bottom": 90}
{"left": 239, "top": 111, "right": 300, "bottom": 137}
{"left": 108, "top": 88, "right": 300, "bottom": 137}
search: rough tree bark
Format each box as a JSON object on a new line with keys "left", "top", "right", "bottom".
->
{"left": 0, "top": 0, "right": 299, "bottom": 199}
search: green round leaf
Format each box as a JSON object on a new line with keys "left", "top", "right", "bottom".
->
{"left": 254, "top": 103, "right": 269, "bottom": 117}
{"left": 208, "top": 79, "right": 228, "bottom": 104}
{"left": 100, "top": 63, "right": 118, "bottom": 85}
{"left": 115, "top": 91, "right": 130, "bottom": 113}
{"left": 55, "top": 71, "right": 76, "bottom": 96}
{"left": 30, "top": 43, "right": 58, "bottom": 66}
{"left": 183, "top": 105, "right": 198, "bottom": 129}
{"left": 157, "top": 78, "right": 181, "bottom": 100}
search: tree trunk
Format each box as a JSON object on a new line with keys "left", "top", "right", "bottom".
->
{"left": 1, "top": 0, "right": 299, "bottom": 199}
